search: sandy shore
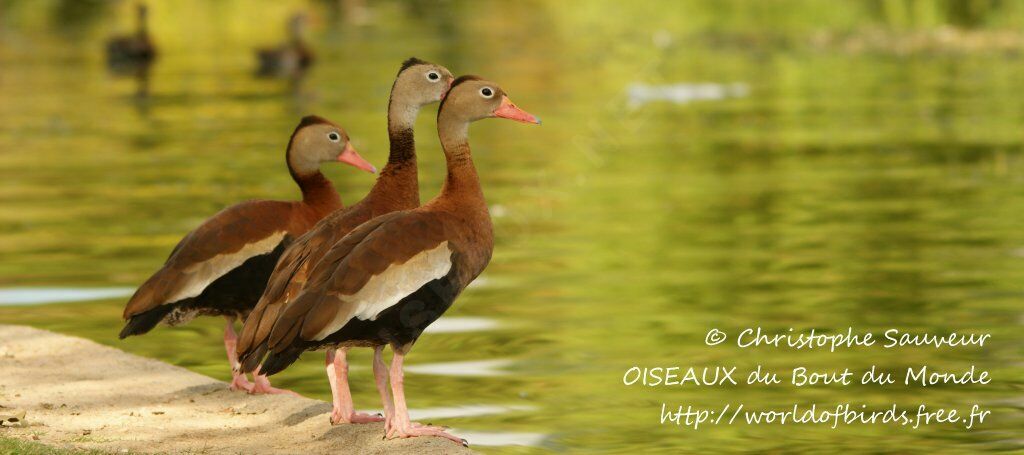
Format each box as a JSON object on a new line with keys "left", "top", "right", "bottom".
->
{"left": 0, "top": 325, "right": 474, "bottom": 454}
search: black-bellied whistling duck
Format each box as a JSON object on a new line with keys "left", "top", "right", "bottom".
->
{"left": 119, "top": 115, "right": 375, "bottom": 394}
{"left": 246, "top": 76, "right": 539, "bottom": 444}
{"left": 236, "top": 57, "right": 453, "bottom": 424}
{"left": 256, "top": 13, "right": 314, "bottom": 78}
{"left": 106, "top": 3, "right": 155, "bottom": 67}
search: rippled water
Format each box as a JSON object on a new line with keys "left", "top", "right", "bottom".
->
{"left": 2, "top": 1, "right": 1024, "bottom": 453}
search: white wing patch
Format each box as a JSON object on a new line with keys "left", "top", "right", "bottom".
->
{"left": 163, "top": 231, "right": 287, "bottom": 304}
{"left": 311, "top": 241, "right": 452, "bottom": 341}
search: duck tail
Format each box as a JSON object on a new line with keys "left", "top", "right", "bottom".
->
{"left": 118, "top": 303, "right": 177, "bottom": 339}
{"left": 258, "top": 346, "right": 304, "bottom": 377}
{"left": 238, "top": 343, "right": 267, "bottom": 374}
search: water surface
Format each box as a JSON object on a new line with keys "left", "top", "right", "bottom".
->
{"left": 2, "top": 1, "right": 1023, "bottom": 453}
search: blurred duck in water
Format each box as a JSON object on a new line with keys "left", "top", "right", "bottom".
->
{"left": 106, "top": 3, "right": 155, "bottom": 69}
{"left": 256, "top": 13, "right": 314, "bottom": 78}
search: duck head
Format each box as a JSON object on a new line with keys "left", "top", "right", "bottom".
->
{"left": 438, "top": 76, "right": 541, "bottom": 125}
{"left": 391, "top": 57, "right": 455, "bottom": 110}
{"left": 287, "top": 115, "right": 376, "bottom": 176}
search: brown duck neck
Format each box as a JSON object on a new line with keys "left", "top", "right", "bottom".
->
{"left": 286, "top": 150, "right": 341, "bottom": 210}
{"left": 436, "top": 117, "right": 485, "bottom": 208}
{"left": 367, "top": 97, "right": 420, "bottom": 207}
{"left": 294, "top": 171, "right": 340, "bottom": 208}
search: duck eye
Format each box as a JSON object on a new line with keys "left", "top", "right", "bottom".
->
{"left": 426, "top": 71, "right": 440, "bottom": 82}
{"left": 480, "top": 87, "right": 494, "bottom": 98}
{"left": 328, "top": 132, "right": 340, "bottom": 142}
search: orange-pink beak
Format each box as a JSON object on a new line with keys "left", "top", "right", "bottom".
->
{"left": 337, "top": 142, "right": 376, "bottom": 173}
{"left": 493, "top": 96, "right": 541, "bottom": 125}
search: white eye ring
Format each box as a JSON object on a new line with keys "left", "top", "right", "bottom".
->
{"left": 327, "top": 132, "right": 341, "bottom": 142}
{"left": 426, "top": 71, "right": 441, "bottom": 82}
{"left": 480, "top": 87, "right": 494, "bottom": 98}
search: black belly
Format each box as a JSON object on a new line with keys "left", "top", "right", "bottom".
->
{"left": 119, "top": 240, "right": 290, "bottom": 339}
{"left": 318, "top": 272, "right": 462, "bottom": 350}
{"left": 256, "top": 267, "right": 470, "bottom": 376}
{"left": 179, "top": 240, "right": 290, "bottom": 320}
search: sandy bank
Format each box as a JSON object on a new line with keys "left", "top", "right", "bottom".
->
{"left": 0, "top": 325, "right": 474, "bottom": 454}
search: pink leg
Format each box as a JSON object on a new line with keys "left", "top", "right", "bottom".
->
{"left": 223, "top": 316, "right": 254, "bottom": 392}
{"left": 325, "top": 348, "right": 384, "bottom": 425}
{"left": 250, "top": 370, "right": 300, "bottom": 396}
{"left": 373, "top": 346, "right": 395, "bottom": 431}
{"left": 385, "top": 350, "right": 467, "bottom": 446}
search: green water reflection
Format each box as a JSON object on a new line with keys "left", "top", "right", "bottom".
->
{"left": 1, "top": 1, "right": 1023, "bottom": 453}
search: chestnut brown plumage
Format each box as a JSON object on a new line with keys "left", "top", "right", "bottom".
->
{"left": 235, "top": 58, "right": 453, "bottom": 425}
{"left": 119, "top": 115, "right": 374, "bottom": 394}
{"left": 236, "top": 58, "right": 454, "bottom": 370}
{"left": 242, "top": 76, "right": 539, "bottom": 444}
